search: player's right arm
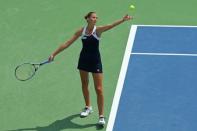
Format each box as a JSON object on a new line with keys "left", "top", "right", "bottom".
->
{"left": 49, "top": 28, "right": 83, "bottom": 61}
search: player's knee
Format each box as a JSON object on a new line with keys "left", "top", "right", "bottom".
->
{"left": 95, "top": 86, "right": 103, "bottom": 95}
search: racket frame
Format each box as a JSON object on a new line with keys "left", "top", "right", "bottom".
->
{"left": 15, "top": 60, "right": 50, "bottom": 81}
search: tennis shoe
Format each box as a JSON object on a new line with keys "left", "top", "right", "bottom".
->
{"left": 98, "top": 116, "right": 106, "bottom": 126}
{"left": 80, "top": 106, "right": 93, "bottom": 118}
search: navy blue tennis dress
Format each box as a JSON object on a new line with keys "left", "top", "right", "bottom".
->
{"left": 77, "top": 25, "right": 103, "bottom": 73}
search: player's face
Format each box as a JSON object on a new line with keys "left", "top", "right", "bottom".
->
{"left": 88, "top": 13, "right": 98, "bottom": 25}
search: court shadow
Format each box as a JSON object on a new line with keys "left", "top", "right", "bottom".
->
{"left": 7, "top": 114, "right": 98, "bottom": 131}
{"left": 96, "top": 124, "right": 105, "bottom": 130}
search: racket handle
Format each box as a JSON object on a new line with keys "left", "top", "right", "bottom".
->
{"left": 40, "top": 60, "right": 50, "bottom": 66}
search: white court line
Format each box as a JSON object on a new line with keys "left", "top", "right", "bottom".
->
{"left": 106, "top": 25, "right": 197, "bottom": 131}
{"left": 136, "top": 24, "right": 197, "bottom": 28}
{"left": 106, "top": 25, "right": 137, "bottom": 131}
{"left": 132, "top": 52, "right": 197, "bottom": 57}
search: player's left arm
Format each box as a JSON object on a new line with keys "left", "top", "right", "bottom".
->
{"left": 96, "top": 14, "right": 132, "bottom": 35}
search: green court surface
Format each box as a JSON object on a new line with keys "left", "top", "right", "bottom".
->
{"left": 0, "top": 0, "right": 196, "bottom": 131}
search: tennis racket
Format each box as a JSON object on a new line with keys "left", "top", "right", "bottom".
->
{"left": 15, "top": 60, "right": 52, "bottom": 81}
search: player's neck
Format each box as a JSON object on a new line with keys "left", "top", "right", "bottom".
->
{"left": 87, "top": 24, "right": 95, "bottom": 31}
{"left": 86, "top": 24, "right": 95, "bottom": 35}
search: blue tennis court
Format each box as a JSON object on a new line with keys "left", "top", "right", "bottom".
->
{"left": 107, "top": 25, "right": 197, "bottom": 131}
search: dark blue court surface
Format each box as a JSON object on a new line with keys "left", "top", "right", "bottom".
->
{"left": 108, "top": 25, "right": 197, "bottom": 131}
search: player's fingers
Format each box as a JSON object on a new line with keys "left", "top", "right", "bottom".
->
{"left": 125, "top": 15, "right": 132, "bottom": 21}
{"left": 48, "top": 55, "right": 54, "bottom": 62}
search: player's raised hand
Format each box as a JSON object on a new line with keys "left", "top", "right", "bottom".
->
{"left": 123, "top": 14, "right": 132, "bottom": 21}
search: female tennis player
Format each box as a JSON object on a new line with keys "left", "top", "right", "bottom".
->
{"left": 48, "top": 12, "right": 132, "bottom": 126}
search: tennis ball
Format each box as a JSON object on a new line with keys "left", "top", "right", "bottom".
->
{"left": 129, "top": 4, "right": 135, "bottom": 10}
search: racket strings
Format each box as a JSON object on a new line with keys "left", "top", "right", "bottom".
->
{"left": 15, "top": 64, "right": 36, "bottom": 81}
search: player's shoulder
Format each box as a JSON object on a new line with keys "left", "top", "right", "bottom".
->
{"left": 95, "top": 26, "right": 104, "bottom": 36}
{"left": 77, "top": 27, "right": 84, "bottom": 32}
{"left": 75, "top": 27, "right": 83, "bottom": 36}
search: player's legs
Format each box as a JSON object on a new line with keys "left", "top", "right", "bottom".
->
{"left": 79, "top": 70, "right": 93, "bottom": 117}
{"left": 92, "top": 72, "right": 105, "bottom": 125}
{"left": 79, "top": 70, "right": 90, "bottom": 107}
{"left": 92, "top": 73, "right": 104, "bottom": 116}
